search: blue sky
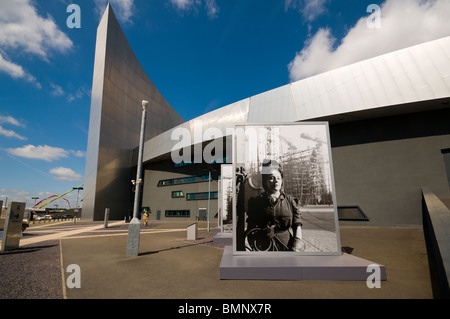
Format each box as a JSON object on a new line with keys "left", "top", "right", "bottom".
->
{"left": 1, "top": 0, "right": 449, "bottom": 209}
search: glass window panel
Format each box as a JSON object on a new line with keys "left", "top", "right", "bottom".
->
{"left": 337, "top": 206, "right": 369, "bottom": 221}
{"left": 165, "top": 210, "right": 190, "bottom": 217}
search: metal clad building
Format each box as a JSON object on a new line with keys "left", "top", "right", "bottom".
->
{"left": 83, "top": 5, "right": 184, "bottom": 221}
{"left": 84, "top": 5, "right": 450, "bottom": 226}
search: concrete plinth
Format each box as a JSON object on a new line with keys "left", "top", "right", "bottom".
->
{"left": 219, "top": 246, "right": 386, "bottom": 281}
{"left": 187, "top": 223, "right": 198, "bottom": 240}
{"left": 1, "top": 202, "right": 25, "bottom": 252}
{"left": 213, "top": 232, "right": 233, "bottom": 244}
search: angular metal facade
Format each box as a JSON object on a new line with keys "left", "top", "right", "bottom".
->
{"left": 140, "top": 36, "right": 450, "bottom": 227}
{"left": 83, "top": 5, "right": 184, "bottom": 220}
{"left": 143, "top": 36, "right": 450, "bottom": 163}
{"left": 84, "top": 3, "right": 450, "bottom": 226}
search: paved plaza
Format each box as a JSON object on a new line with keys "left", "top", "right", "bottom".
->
{"left": 0, "top": 218, "right": 435, "bottom": 301}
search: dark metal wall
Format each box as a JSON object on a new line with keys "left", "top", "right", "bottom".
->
{"left": 83, "top": 5, "right": 184, "bottom": 221}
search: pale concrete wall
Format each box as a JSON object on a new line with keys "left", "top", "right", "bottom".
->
{"left": 330, "top": 108, "right": 450, "bottom": 226}
{"left": 142, "top": 169, "right": 218, "bottom": 222}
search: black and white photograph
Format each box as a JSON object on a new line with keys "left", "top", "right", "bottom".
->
{"left": 233, "top": 123, "right": 341, "bottom": 255}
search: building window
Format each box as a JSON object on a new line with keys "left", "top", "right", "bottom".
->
{"left": 172, "top": 191, "right": 184, "bottom": 198}
{"left": 186, "top": 192, "right": 218, "bottom": 201}
{"left": 337, "top": 206, "right": 369, "bottom": 221}
{"left": 157, "top": 175, "right": 211, "bottom": 187}
{"left": 165, "top": 210, "right": 190, "bottom": 217}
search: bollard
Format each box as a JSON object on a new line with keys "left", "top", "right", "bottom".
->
{"left": 104, "top": 208, "right": 110, "bottom": 228}
{"left": 187, "top": 223, "right": 198, "bottom": 240}
{"left": 73, "top": 209, "right": 78, "bottom": 225}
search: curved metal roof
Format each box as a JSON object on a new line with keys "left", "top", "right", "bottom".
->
{"left": 143, "top": 36, "right": 450, "bottom": 163}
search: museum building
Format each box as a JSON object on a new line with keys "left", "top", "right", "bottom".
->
{"left": 83, "top": 4, "right": 450, "bottom": 229}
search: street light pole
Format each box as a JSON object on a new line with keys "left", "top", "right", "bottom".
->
{"left": 207, "top": 169, "right": 211, "bottom": 232}
{"left": 201, "top": 165, "right": 216, "bottom": 232}
{"left": 126, "top": 100, "right": 148, "bottom": 257}
{"left": 72, "top": 186, "right": 83, "bottom": 224}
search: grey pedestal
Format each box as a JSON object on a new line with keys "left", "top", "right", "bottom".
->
{"left": 213, "top": 232, "right": 233, "bottom": 244}
{"left": 187, "top": 223, "right": 198, "bottom": 240}
{"left": 219, "top": 246, "right": 386, "bottom": 281}
{"left": 1, "top": 202, "right": 25, "bottom": 252}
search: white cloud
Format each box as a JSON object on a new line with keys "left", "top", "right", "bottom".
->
{"left": 285, "top": 0, "right": 329, "bottom": 22}
{"left": 37, "top": 191, "right": 54, "bottom": 198}
{"left": 0, "top": 115, "right": 26, "bottom": 140}
{"left": 50, "top": 167, "right": 83, "bottom": 182}
{"left": 0, "top": 115, "right": 24, "bottom": 127}
{"left": 204, "top": 0, "right": 220, "bottom": 19}
{"left": 5, "top": 144, "right": 85, "bottom": 162}
{"left": 0, "top": 188, "right": 30, "bottom": 205}
{"left": 0, "top": 0, "right": 72, "bottom": 85}
{"left": 0, "top": 53, "right": 27, "bottom": 78}
{"left": 169, "top": 0, "right": 220, "bottom": 19}
{"left": 170, "top": 0, "right": 195, "bottom": 11}
{"left": 50, "top": 83, "right": 64, "bottom": 97}
{"left": 0, "top": 125, "right": 27, "bottom": 140}
{"left": 67, "top": 85, "right": 91, "bottom": 102}
{"left": 46, "top": 83, "right": 91, "bottom": 102}
{"left": 288, "top": 0, "right": 450, "bottom": 81}
{"left": 70, "top": 150, "right": 86, "bottom": 158}
{"left": 6, "top": 145, "right": 70, "bottom": 162}
{"left": 0, "top": 0, "right": 73, "bottom": 59}
{"left": 94, "top": 0, "right": 135, "bottom": 24}
{"left": 0, "top": 53, "right": 39, "bottom": 85}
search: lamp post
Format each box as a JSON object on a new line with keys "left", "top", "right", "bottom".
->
{"left": 72, "top": 186, "right": 83, "bottom": 224}
{"left": 126, "top": 100, "right": 148, "bottom": 257}
{"left": 72, "top": 187, "right": 83, "bottom": 209}
{"left": 31, "top": 197, "right": 39, "bottom": 221}
{"left": 207, "top": 169, "right": 211, "bottom": 232}
{"left": 202, "top": 164, "right": 216, "bottom": 232}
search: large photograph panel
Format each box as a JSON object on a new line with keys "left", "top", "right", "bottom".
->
{"left": 233, "top": 123, "right": 341, "bottom": 255}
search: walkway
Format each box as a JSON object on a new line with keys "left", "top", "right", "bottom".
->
{"left": 19, "top": 220, "right": 124, "bottom": 246}
{"left": 1, "top": 219, "right": 435, "bottom": 300}
{"left": 61, "top": 221, "right": 433, "bottom": 299}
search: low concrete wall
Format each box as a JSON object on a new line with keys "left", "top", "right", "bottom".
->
{"left": 422, "top": 187, "right": 450, "bottom": 299}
